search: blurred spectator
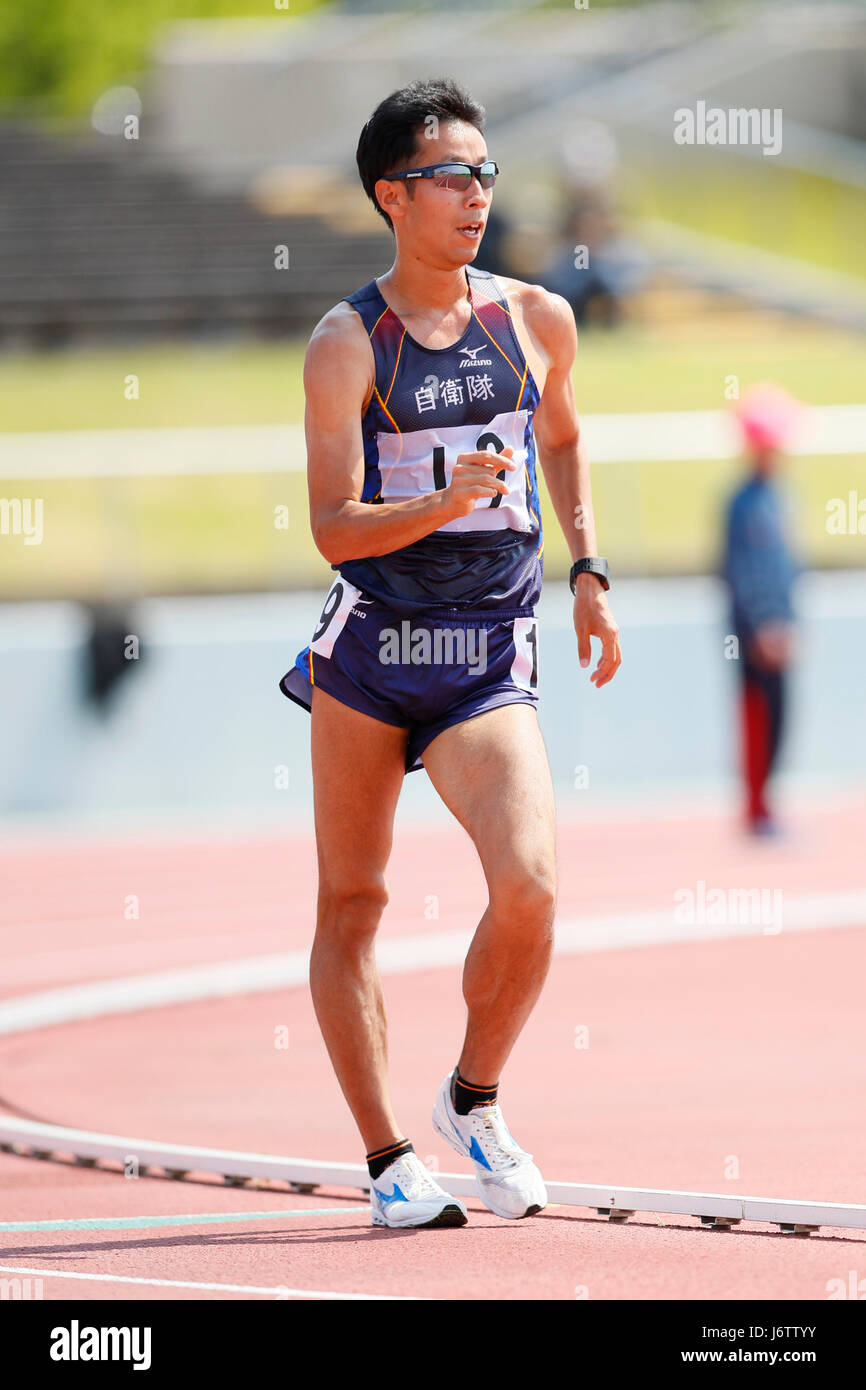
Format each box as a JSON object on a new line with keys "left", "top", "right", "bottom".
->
{"left": 539, "top": 120, "right": 649, "bottom": 325}
{"left": 82, "top": 602, "right": 143, "bottom": 713}
{"left": 721, "top": 384, "right": 803, "bottom": 835}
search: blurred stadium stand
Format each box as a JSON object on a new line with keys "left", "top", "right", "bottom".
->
{"left": 1, "top": 2, "right": 865, "bottom": 345}
{"left": 0, "top": 123, "right": 391, "bottom": 346}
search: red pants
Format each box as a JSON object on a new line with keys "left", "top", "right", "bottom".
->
{"left": 740, "top": 662, "right": 785, "bottom": 823}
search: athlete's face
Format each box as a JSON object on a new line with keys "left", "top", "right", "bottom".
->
{"left": 378, "top": 120, "right": 493, "bottom": 266}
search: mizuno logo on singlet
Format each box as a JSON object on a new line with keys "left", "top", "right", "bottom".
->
{"left": 459, "top": 343, "right": 493, "bottom": 368}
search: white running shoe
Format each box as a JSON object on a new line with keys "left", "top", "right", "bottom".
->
{"left": 369, "top": 1150, "right": 468, "bottom": 1228}
{"left": 432, "top": 1072, "right": 547, "bottom": 1219}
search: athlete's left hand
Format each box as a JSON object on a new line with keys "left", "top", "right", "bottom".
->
{"left": 574, "top": 574, "right": 622, "bottom": 688}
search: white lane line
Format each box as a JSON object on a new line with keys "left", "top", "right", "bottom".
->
{"left": 0, "top": 888, "right": 864, "bottom": 1038}
{"left": 0, "top": 1207, "right": 368, "bottom": 1233}
{"left": 0, "top": 1264, "right": 425, "bottom": 1299}
{"left": 1, "top": 403, "right": 864, "bottom": 478}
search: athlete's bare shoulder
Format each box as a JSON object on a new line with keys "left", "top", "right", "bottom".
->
{"left": 305, "top": 300, "right": 372, "bottom": 362}
{"left": 304, "top": 300, "right": 375, "bottom": 409}
{"left": 494, "top": 275, "right": 577, "bottom": 370}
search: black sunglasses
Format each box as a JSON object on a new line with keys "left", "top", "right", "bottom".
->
{"left": 380, "top": 161, "right": 499, "bottom": 192}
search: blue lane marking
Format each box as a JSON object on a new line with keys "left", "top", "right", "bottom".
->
{"left": 0, "top": 1206, "right": 368, "bottom": 1233}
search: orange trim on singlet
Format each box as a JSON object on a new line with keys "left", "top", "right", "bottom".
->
{"left": 472, "top": 282, "right": 539, "bottom": 408}
{"left": 369, "top": 305, "right": 389, "bottom": 339}
{"left": 471, "top": 307, "right": 522, "bottom": 382}
{"left": 366, "top": 305, "right": 403, "bottom": 427}
{"left": 384, "top": 329, "right": 406, "bottom": 405}
{"left": 374, "top": 386, "right": 400, "bottom": 433}
{"left": 471, "top": 281, "right": 513, "bottom": 316}
{"left": 524, "top": 462, "right": 540, "bottom": 529}
{"left": 536, "top": 538, "right": 545, "bottom": 558}
{"left": 515, "top": 358, "right": 529, "bottom": 409}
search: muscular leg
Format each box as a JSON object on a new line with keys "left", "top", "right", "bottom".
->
{"left": 309, "top": 685, "right": 409, "bottom": 1153}
{"left": 420, "top": 703, "right": 557, "bottom": 1086}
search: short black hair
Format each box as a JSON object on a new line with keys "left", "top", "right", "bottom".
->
{"left": 356, "top": 78, "right": 486, "bottom": 232}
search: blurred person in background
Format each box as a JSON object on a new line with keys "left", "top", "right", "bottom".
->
{"left": 540, "top": 121, "right": 649, "bottom": 326}
{"left": 722, "top": 384, "right": 803, "bottom": 836}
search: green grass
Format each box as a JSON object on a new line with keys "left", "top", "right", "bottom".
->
{"left": 3, "top": 320, "right": 866, "bottom": 429}
{"left": 625, "top": 150, "right": 866, "bottom": 284}
{"left": 2, "top": 317, "right": 865, "bottom": 599}
{"left": 0, "top": 0, "right": 329, "bottom": 117}
{"left": 0, "top": 342, "right": 309, "bottom": 432}
{"left": 5, "top": 452, "right": 863, "bottom": 602}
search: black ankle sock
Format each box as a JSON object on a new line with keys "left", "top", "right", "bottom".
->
{"left": 366, "top": 1138, "right": 413, "bottom": 1181}
{"left": 451, "top": 1067, "right": 499, "bottom": 1116}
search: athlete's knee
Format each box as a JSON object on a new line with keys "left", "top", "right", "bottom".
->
{"left": 316, "top": 876, "right": 389, "bottom": 941}
{"left": 488, "top": 861, "right": 557, "bottom": 929}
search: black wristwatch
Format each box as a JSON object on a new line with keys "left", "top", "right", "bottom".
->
{"left": 569, "top": 557, "right": 610, "bottom": 594}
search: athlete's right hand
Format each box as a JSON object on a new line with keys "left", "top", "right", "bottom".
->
{"left": 444, "top": 447, "right": 517, "bottom": 517}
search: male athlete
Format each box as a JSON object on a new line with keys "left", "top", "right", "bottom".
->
{"left": 280, "top": 79, "right": 621, "bottom": 1228}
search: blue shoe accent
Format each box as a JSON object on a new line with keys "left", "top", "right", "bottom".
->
{"left": 469, "top": 1135, "right": 492, "bottom": 1171}
{"left": 374, "top": 1180, "right": 409, "bottom": 1205}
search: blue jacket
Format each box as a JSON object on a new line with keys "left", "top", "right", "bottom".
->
{"left": 721, "top": 476, "right": 798, "bottom": 641}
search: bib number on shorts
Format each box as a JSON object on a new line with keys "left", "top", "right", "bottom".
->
{"left": 310, "top": 577, "right": 362, "bottom": 658}
{"left": 510, "top": 616, "right": 539, "bottom": 691}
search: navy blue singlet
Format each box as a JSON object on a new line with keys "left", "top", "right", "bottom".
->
{"left": 336, "top": 267, "right": 544, "bottom": 617}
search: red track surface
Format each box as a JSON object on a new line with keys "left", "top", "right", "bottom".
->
{"left": 1, "top": 797, "right": 864, "bottom": 1300}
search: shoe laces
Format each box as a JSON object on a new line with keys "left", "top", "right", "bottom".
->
{"left": 382, "top": 1152, "right": 442, "bottom": 1200}
{"left": 470, "top": 1103, "right": 530, "bottom": 1173}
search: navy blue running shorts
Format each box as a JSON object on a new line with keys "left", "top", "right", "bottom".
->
{"left": 279, "top": 575, "right": 540, "bottom": 774}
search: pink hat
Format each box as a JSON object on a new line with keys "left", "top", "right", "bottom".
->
{"left": 734, "top": 383, "right": 803, "bottom": 452}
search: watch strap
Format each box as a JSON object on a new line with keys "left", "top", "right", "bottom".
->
{"left": 569, "top": 557, "right": 610, "bottom": 593}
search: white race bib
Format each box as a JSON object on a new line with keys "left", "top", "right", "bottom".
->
{"left": 375, "top": 410, "right": 533, "bottom": 533}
